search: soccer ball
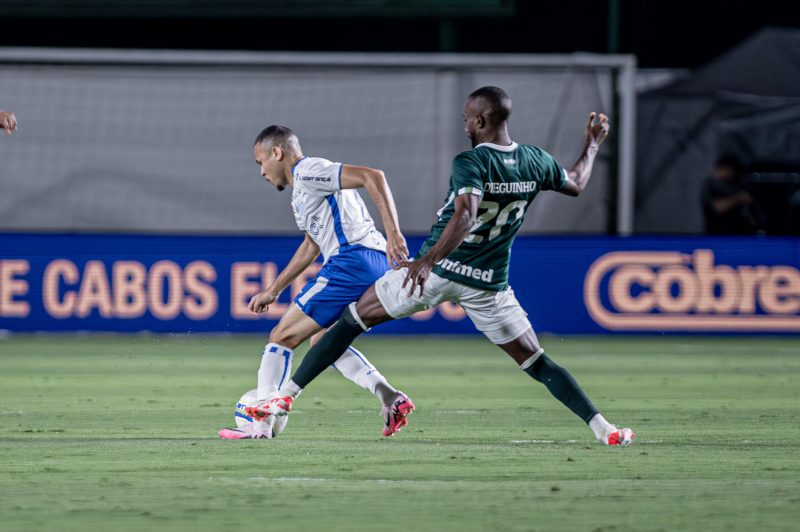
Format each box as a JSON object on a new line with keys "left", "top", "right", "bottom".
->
{"left": 234, "top": 389, "right": 289, "bottom": 436}
{"left": 234, "top": 389, "right": 257, "bottom": 427}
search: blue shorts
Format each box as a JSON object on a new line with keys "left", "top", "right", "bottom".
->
{"left": 294, "top": 246, "right": 390, "bottom": 328}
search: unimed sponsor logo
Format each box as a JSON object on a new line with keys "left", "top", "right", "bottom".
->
{"left": 436, "top": 258, "right": 495, "bottom": 283}
{"left": 583, "top": 249, "right": 800, "bottom": 332}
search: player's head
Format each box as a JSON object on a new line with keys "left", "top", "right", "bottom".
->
{"left": 464, "top": 86, "right": 512, "bottom": 147}
{"left": 714, "top": 154, "right": 743, "bottom": 182}
{"left": 253, "top": 125, "right": 303, "bottom": 191}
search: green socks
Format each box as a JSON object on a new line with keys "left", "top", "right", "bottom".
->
{"left": 523, "top": 352, "right": 599, "bottom": 423}
{"left": 291, "top": 306, "right": 366, "bottom": 389}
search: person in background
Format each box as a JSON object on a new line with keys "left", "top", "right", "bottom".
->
{"left": 701, "top": 154, "right": 761, "bottom": 234}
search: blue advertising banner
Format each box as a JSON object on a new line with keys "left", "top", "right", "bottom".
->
{"left": 1, "top": 233, "right": 798, "bottom": 334}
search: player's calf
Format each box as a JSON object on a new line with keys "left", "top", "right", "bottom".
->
{"left": 519, "top": 349, "right": 634, "bottom": 445}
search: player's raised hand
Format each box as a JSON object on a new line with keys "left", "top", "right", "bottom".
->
{"left": 385, "top": 230, "right": 409, "bottom": 270}
{"left": 248, "top": 290, "right": 278, "bottom": 314}
{"left": 401, "top": 257, "right": 433, "bottom": 298}
{"left": 0, "top": 110, "right": 17, "bottom": 136}
{"left": 586, "top": 112, "right": 609, "bottom": 146}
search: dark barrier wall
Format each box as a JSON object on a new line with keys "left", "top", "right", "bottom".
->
{"left": 1, "top": 234, "right": 798, "bottom": 335}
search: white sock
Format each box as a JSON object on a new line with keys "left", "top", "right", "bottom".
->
{"left": 278, "top": 379, "right": 303, "bottom": 398}
{"left": 257, "top": 343, "right": 294, "bottom": 400}
{"left": 332, "top": 346, "right": 397, "bottom": 407}
{"left": 588, "top": 413, "right": 616, "bottom": 442}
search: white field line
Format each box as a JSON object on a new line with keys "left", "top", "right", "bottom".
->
{"left": 510, "top": 439, "right": 663, "bottom": 444}
{"left": 210, "top": 477, "right": 460, "bottom": 484}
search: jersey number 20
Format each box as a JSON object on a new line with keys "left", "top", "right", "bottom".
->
{"left": 465, "top": 200, "right": 527, "bottom": 243}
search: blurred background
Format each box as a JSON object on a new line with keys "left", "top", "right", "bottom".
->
{"left": 1, "top": 0, "right": 799, "bottom": 335}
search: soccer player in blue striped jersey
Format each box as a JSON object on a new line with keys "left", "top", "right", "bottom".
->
{"left": 219, "top": 125, "right": 414, "bottom": 439}
{"left": 249, "top": 88, "right": 633, "bottom": 445}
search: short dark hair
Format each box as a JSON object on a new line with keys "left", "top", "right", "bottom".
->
{"left": 468, "top": 86, "right": 512, "bottom": 125}
{"left": 254, "top": 125, "right": 296, "bottom": 147}
{"left": 715, "top": 153, "right": 743, "bottom": 173}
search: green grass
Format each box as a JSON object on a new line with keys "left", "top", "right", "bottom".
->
{"left": 1, "top": 335, "right": 799, "bottom": 532}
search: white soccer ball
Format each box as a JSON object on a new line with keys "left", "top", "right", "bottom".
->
{"left": 234, "top": 389, "right": 257, "bottom": 428}
{"left": 234, "top": 389, "right": 289, "bottom": 436}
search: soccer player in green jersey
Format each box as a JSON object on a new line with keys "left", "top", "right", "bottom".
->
{"left": 1, "top": 109, "right": 17, "bottom": 135}
{"left": 248, "top": 86, "right": 633, "bottom": 445}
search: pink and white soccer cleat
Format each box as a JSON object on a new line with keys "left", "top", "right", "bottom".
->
{"left": 382, "top": 391, "right": 415, "bottom": 437}
{"left": 245, "top": 395, "right": 294, "bottom": 421}
{"left": 219, "top": 421, "right": 274, "bottom": 439}
{"left": 605, "top": 427, "right": 635, "bottom": 446}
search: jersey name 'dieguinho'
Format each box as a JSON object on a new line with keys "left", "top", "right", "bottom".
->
{"left": 417, "top": 142, "right": 567, "bottom": 291}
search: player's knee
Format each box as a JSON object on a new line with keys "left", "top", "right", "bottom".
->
{"left": 354, "top": 295, "right": 391, "bottom": 328}
{"left": 268, "top": 328, "right": 301, "bottom": 349}
{"left": 529, "top": 353, "right": 561, "bottom": 380}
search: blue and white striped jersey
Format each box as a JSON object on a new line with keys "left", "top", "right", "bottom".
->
{"left": 290, "top": 156, "right": 386, "bottom": 263}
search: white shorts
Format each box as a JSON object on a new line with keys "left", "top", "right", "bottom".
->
{"left": 374, "top": 268, "right": 531, "bottom": 345}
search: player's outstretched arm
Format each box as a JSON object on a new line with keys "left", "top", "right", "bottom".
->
{"left": 249, "top": 233, "right": 320, "bottom": 313}
{"left": 561, "top": 112, "right": 610, "bottom": 197}
{"left": 402, "top": 193, "right": 480, "bottom": 296}
{"left": 0, "top": 110, "right": 17, "bottom": 136}
{"left": 340, "top": 164, "right": 408, "bottom": 268}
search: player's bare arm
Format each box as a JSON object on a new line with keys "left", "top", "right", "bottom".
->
{"left": 561, "top": 112, "right": 610, "bottom": 197}
{"left": 248, "top": 233, "right": 320, "bottom": 313}
{"left": 0, "top": 109, "right": 17, "bottom": 135}
{"left": 402, "top": 193, "right": 480, "bottom": 297}
{"left": 340, "top": 164, "right": 409, "bottom": 268}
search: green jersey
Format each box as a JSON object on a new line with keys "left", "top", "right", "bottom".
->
{"left": 417, "top": 141, "right": 567, "bottom": 291}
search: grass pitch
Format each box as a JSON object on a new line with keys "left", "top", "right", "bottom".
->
{"left": 1, "top": 334, "right": 799, "bottom": 531}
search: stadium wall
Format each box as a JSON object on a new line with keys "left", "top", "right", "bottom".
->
{"left": 1, "top": 233, "right": 797, "bottom": 335}
{"left": 0, "top": 48, "right": 634, "bottom": 235}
